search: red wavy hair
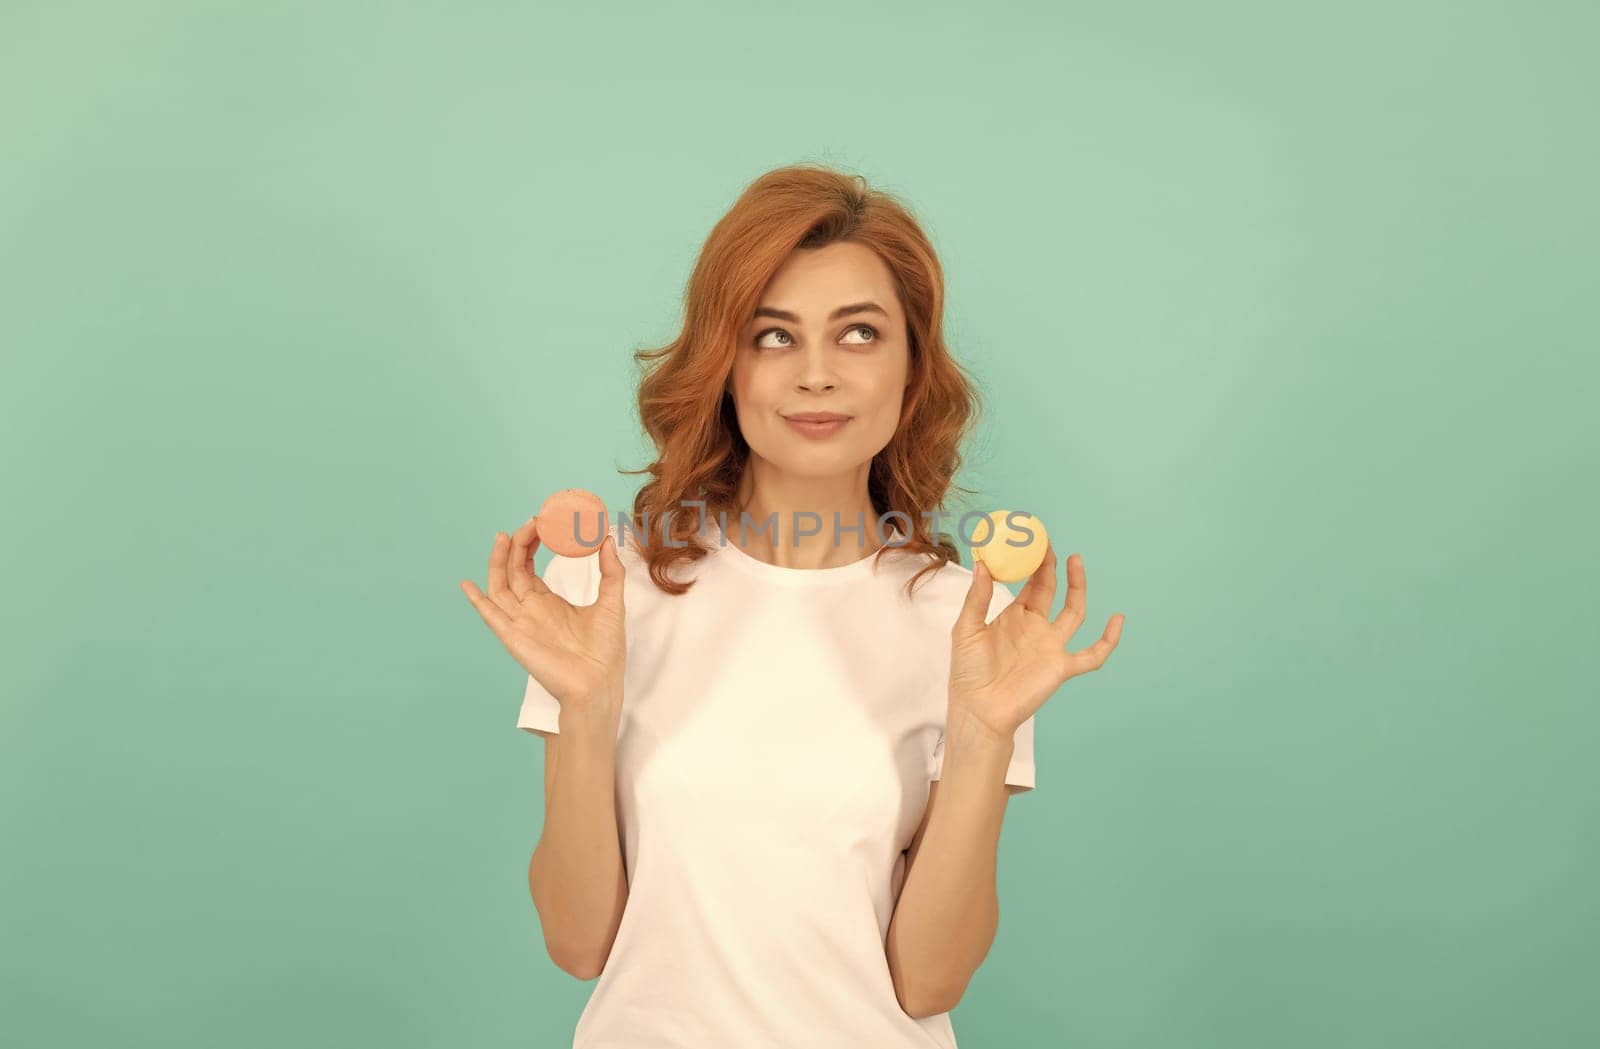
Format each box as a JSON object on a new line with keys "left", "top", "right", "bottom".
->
{"left": 617, "top": 163, "right": 990, "bottom": 598}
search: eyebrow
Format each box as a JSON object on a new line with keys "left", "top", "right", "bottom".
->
{"left": 751, "top": 301, "right": 890, "bottom": 324}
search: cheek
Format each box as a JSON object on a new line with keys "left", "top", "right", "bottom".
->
{"left": 728, "top": 367, "right": 790, "bottom": 430}
{"left": 862, "top": 405, "right": 902, "bottom": 446}
{"left": 863, "top": 369, "right": 907, "bottom": 422}
{"left": 737, "top": 375, "right": 782, "bottom": 411}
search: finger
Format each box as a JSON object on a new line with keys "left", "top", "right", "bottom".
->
{"left": 1051, "top": 553, "right": 1088, "bottom": 641}
{"left": 1065, "top": 613, "right": 1124, "bottom": 675}
{"left": 1017, "top": 539, "right": 1058, "bottom": 617}
{"left": 954, "top": 558, "right": 995, "bottom": 637}
{"left": 508, "top": 516, "right": 550, "bottom": 600}
{"left": 460, "top": 578, "right": 520, "bottom": 646}
{"left": 486, "top": 532, "right": 516, "bottom": 611}
{"left": 595, "top": 531, "right": 627, "bottom": 611}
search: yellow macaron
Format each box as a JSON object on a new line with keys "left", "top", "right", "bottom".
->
{"left": 970, "top": 510, "right": 1049, "bottom": 583}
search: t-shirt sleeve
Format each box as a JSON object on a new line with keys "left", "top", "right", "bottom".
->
{"left": 515, "top": 542, "right": 604, "bottom": 738}
{"left": 932, "top": 580, "right": 1037, "bottom": 792}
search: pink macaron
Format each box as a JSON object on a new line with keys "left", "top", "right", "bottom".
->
{"left": 536, "top": 488, "right": 609, "bottom": 557}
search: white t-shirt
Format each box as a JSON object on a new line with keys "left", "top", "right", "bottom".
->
{"left": 517, "top": 519, "right": 1035, "bottom": 1048}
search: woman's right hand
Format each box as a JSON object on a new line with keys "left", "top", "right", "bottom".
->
{"left": 459, "top": 515, "right": 627, "bottom": 711}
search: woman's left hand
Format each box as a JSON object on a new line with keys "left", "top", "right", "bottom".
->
{"left": 948, "top": 540, "right": 1125, "bottom": 738}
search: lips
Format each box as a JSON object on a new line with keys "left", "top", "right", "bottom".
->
{"left": 783, "top": 412, "right": 852, "bottom": 439}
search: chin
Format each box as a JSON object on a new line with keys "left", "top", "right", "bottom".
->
{"left": 763, "top": 445, "right": 864, "bottom": 477}
{"left": 780, "top": 455, "right": 856, "bottom": 477}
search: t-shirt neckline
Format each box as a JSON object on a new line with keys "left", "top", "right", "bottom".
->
{"left": 708, "top": 519, "right": 909, "bottom": 586}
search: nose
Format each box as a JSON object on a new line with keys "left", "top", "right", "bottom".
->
{"left": 796, "top": 342, "right": 839, "bottom": 393}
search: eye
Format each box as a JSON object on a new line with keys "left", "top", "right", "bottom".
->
{"left": 752, "top": 324, "right": 880, "bottom": 350}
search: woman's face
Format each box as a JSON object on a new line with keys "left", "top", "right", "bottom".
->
{"left": 727, "top": 241, "right": 911, "bottom": 482}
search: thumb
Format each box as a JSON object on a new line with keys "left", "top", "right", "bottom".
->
{"left": 596, "top": 532, "right": 626, "bottom": 608}
{"left": 955, "top": 559, "right": 994, "bottom": 636}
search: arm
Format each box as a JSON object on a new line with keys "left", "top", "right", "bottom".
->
{"left": 885, "top": 707, "right": 1017, "bottom": 1017}
{"left": 528, "top": 690, "right": 630, "bottom": 980}
{"left": 887, "top": 544, "right": 1124, "bottom": 1016}
{"left": 460, "top": 517, "right": 633, "bottom": 982}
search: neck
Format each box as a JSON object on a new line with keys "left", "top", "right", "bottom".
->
{"left": 726, "top": 458, "right": 881, "bottom": 569}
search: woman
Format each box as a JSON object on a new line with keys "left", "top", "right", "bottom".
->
{"left": 460, "top": 164, "right": 1124, "bottom": 1048}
